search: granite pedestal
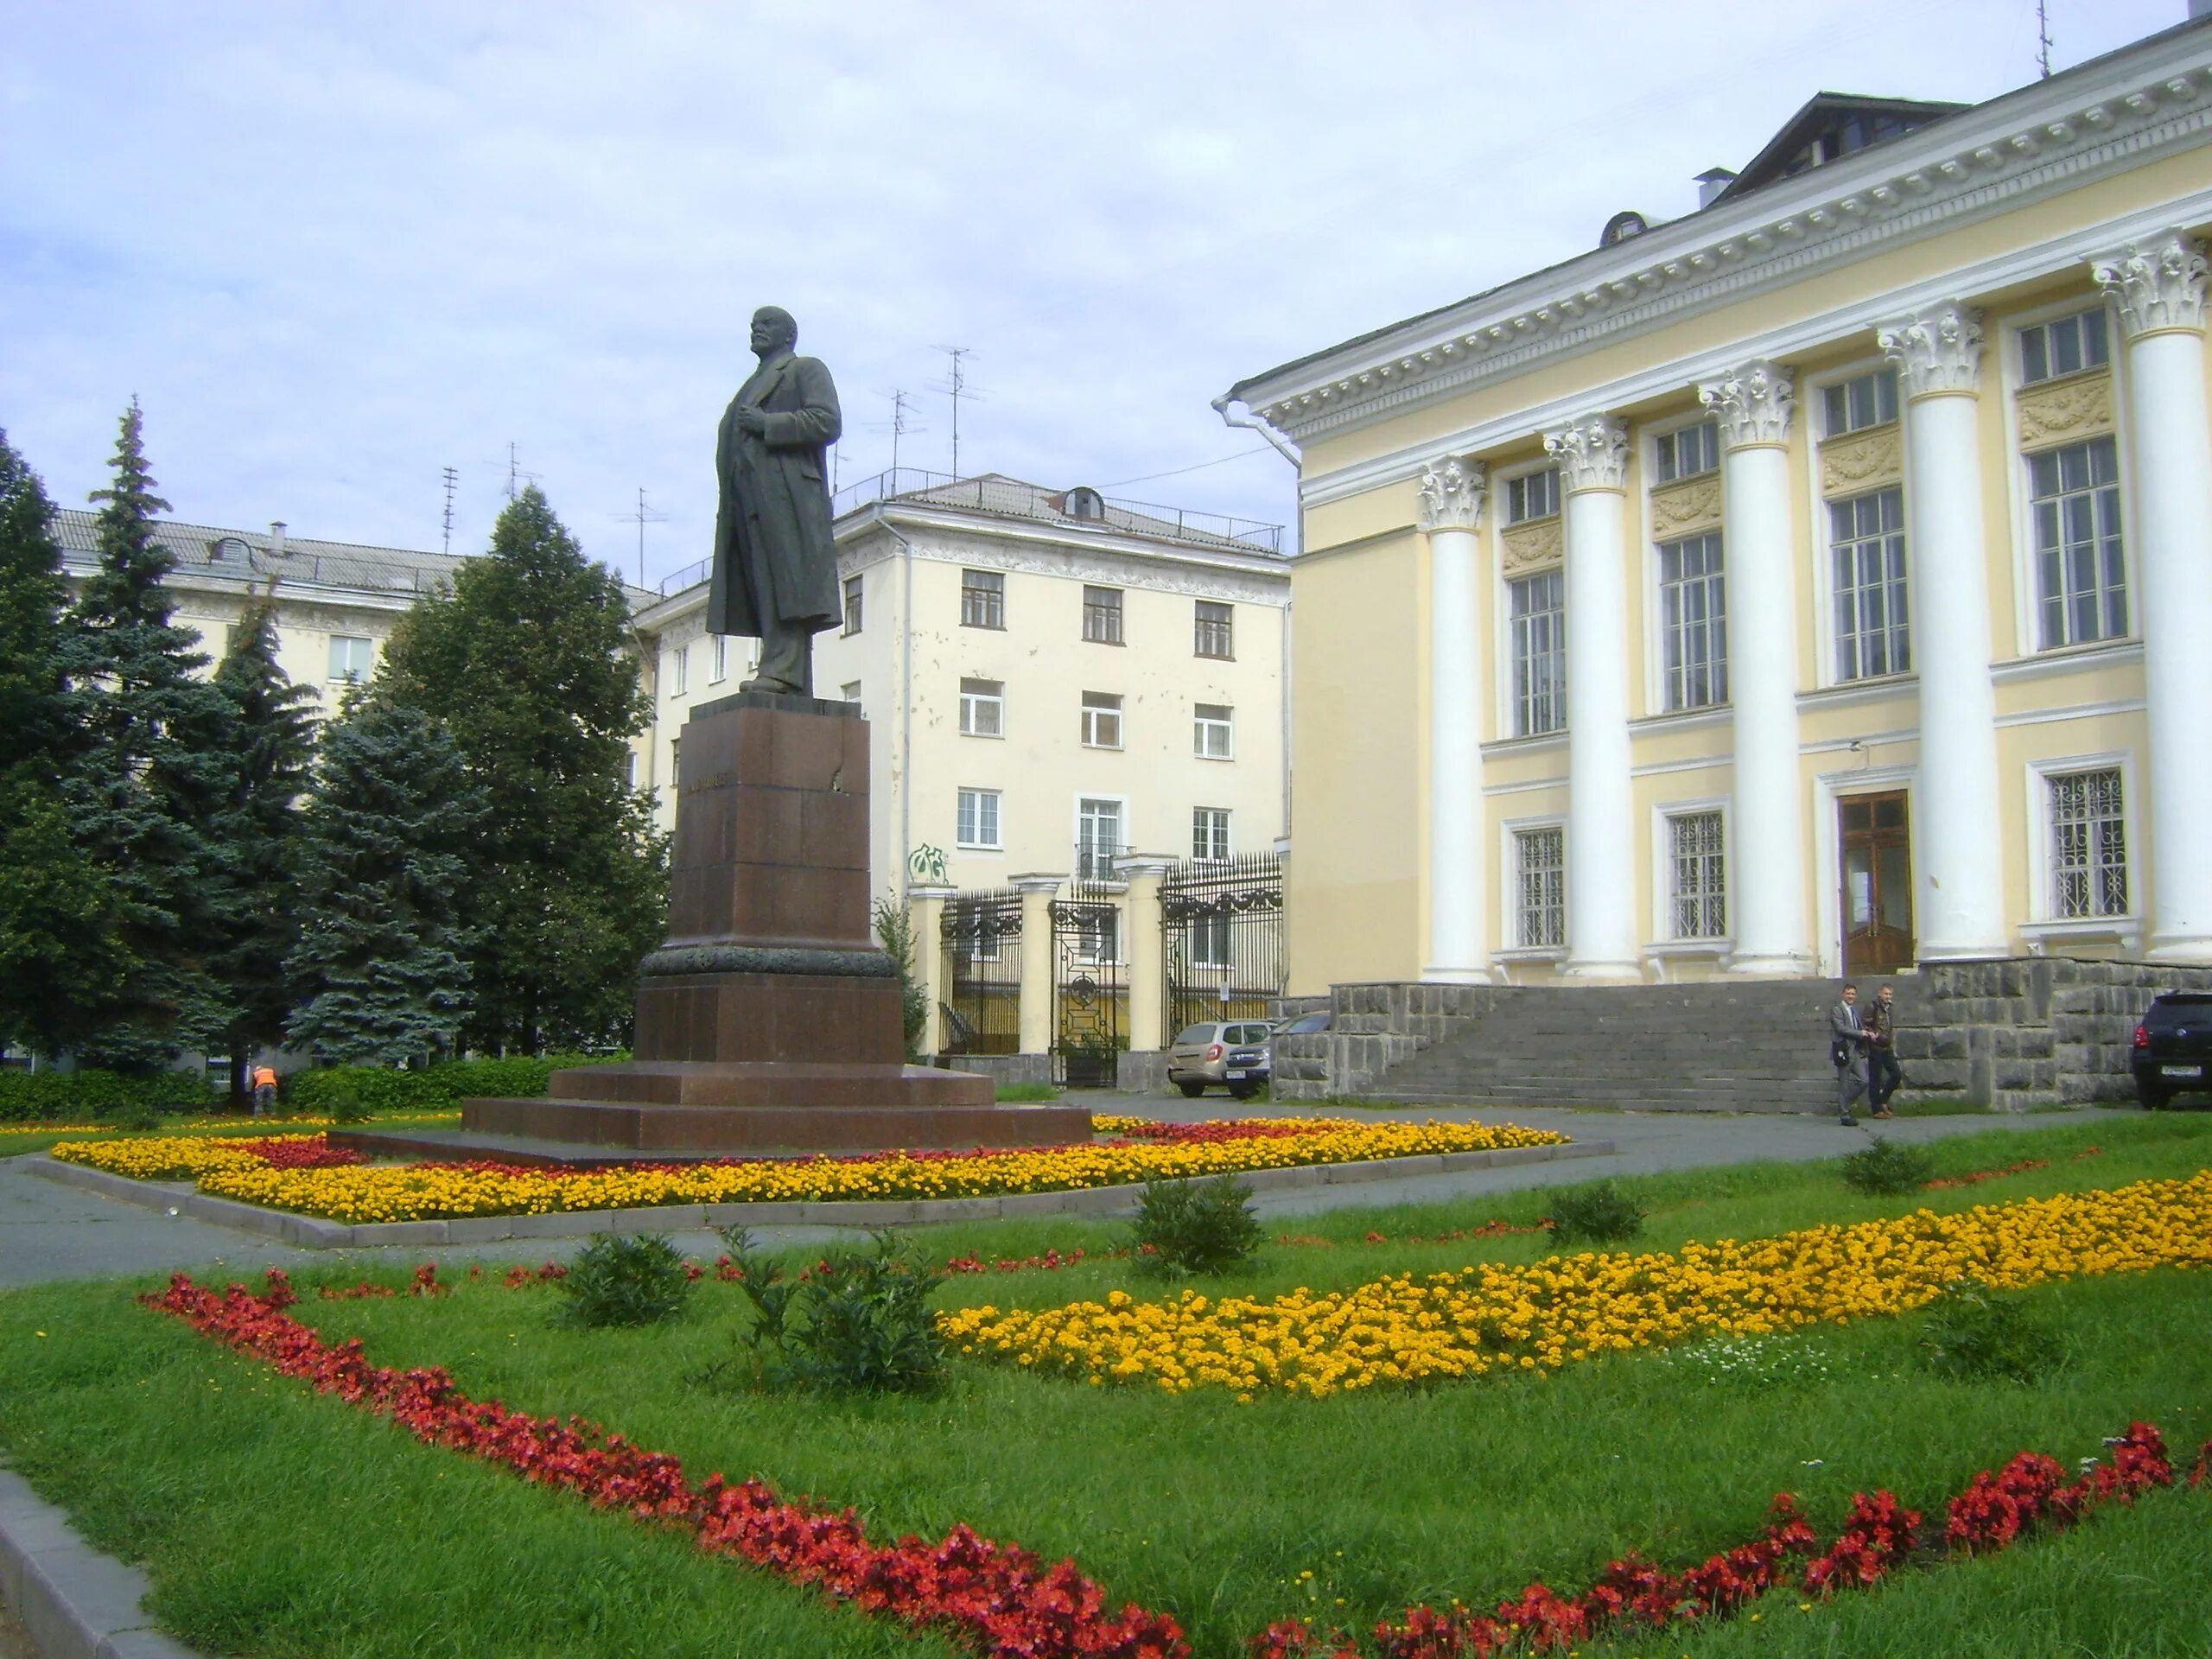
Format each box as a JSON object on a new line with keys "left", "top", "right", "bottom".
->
{"left": 461, "top": 691, "right": 1092, "bottom": 1153}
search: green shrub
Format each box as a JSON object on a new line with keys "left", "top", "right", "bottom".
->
{"left": 324, "top": 1083, "right": 371, "bottom": 1124}
{"left": 1129, "top": 1174, "right": 1266, "bottom": 1275}
{"left": 284, "top": 1053, "right": 618, "bottom": 1116}
{"left": 1918, "top": 1280, "right": 2066, "bottom": 1384}
{"left": 712, "top": 1229, "right": 945, "bottom": 1395}
{"left": 872, "top": 894, "right": 930, "bottom": 1061}
{"left": 1841, "top": 1135, "right": 1937, "bottom": 1196}
{"left": 1547, "top": 1181, "right": 1646, "bottom": 1247}
{"left": 552, "top": 1235, "right": 695, "bottom": 1329}
{"left": 0, "top": 1069, "right": 210, "bottom": 1124}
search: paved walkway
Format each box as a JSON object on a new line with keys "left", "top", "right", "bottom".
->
{"left": 0, "top": 1097, "right": 2142, "bottom": 1289}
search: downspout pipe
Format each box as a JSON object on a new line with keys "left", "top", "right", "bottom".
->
{"left": 1209, "top": 394, "right": 1301, "bottom": 467}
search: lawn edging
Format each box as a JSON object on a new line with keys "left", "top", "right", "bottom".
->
{"left": 23, "top": 1140, "right": 1615, "bottom": 1249}
{"left": 0, "top": 1465, "right": 207, "bottom": 1659}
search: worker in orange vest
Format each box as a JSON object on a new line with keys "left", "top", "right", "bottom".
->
{"left": 251, "top": 1064, "right": 278, "bottom": 1117}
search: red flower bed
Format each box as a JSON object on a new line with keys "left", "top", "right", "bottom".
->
{"left": 247, "top": 1137, "right": 368, "bottom": 1170}
{"left": 145, "top": 1272, "right": 1187, "bottom": 1659}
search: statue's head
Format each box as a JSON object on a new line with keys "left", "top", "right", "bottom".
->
{"left": 750, "top": 307, "right": 798, "bottom": 355}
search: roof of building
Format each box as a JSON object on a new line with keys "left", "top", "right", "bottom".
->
{"left": 1713, "top": 92, "right": 1969, "bottom": 204}
{"left": 53, "top": 508, "right": 467, "bottom": 597}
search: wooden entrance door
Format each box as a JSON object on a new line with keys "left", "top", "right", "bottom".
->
{"left": 1840, "top": 791, "right": 1914, "bottom": 973}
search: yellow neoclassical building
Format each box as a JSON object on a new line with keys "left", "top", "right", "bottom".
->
{"left": 1224, "top": 15, "right": 2212, "bottom": 996}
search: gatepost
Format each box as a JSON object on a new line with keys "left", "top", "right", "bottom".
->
{"left": 1010, "top": 873, "right": 1065, "bottom": 1057}
{"left": 1115, "top": 853, "right": 1176, "bottom": 1054}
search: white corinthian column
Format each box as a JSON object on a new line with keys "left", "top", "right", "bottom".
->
{"left": 1699, "top": 360, "right": 1811, "bottom": 975}
{"left": 1418, "top": 455, "right": 1489, "bottom": 982}
{"left": 1877, "top": 302, "right": 2006, "bottom": 960}
{"left": 2093, "top": 231, "right": 2212, "bottom": 961}
{"left": 1544, "top": 414, "right": 1639, "bottom": 979}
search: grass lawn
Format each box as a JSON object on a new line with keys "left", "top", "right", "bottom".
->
{"left": 1, "top": 1114, "right": 2207, "bottom": 1657}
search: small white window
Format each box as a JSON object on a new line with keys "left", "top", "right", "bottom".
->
{"left": 329, "top": 635, "right": 374, "bottom": 683}
{"left": 2048, "top": 769, "right": 2127, "bottom": 919}
{"left": 1653, "top": 421, "right": 1720, "bottom": 484}
{"left": 709, "top": 635, "right": 729, "bottom": 684}
{"left": 1083, "top": 585, "right": 1124, "bottom": 645}
{"left": 842, "top": 575, "right": 863, "bottom": 635}
{"left": 1189, "top": 912, "right": 1230, "bottom": 969}
{"left": 1513, "top": 825, "right": 1565, "bottom": 948}
{"left": 1668, "top": 811, "right": 1727, "bottom": 940}
{"left": 957, "top": 787, "right": 1002, "bottom": 849}
{"left": 960, "top": 569, "right": 1003, "bottom": 629}
{"left": 1821, "top": 369, "right": 1900, "bottom": 436}
{"left": 667, "top": 643, "right": 688, "bottom": 697}
{"left": 622, "top": 749, "right": 639, "bottom": 791}
{"left": 1192, "top": 807, "right": 1230, "bottom": 861}
{"left": 668, "top": 736, "right": 681, "bottom": 788}
{"left": 1081, "top": 691, "right": 1122, "bottom": 749}
{"left": 1508, "top": 569, "right": 1566, "bottom": 736}
{"left": 1194, "top": 601, "right": 1234, "bottom": 659}
{"left": 959, "top": 677, "right": 1004, "bottom": 737}
{"left": 2020, "top": 308, "right": 2110, "bottom": 386}
{"left": 1504, "top": 467, "right": 1560, "bottom": 524}
{"left": 1077, "top": 797, "right": 1122, "bottom": 879}
{"left": 840, "top": 680, "right": 861, "bottom": 713}
{"left": 1193, "top": 702, "right": 1234, "bottom": 759}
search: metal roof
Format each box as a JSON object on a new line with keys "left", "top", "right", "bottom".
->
{"left": 53, "top": 508, "right": 467, "bottom": 597}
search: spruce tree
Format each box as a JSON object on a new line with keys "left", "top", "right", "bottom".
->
{"left": 62, "top": 401, "right": 235, "bottom": 1070}
{"left": 206, "top": 596, "right": 318, "bottom": 1090}
{"left": 0, "top": 430, "right": 125, "bottom": 1054}
{"left": 284, "top": 699, "right": 483, "bottom": 1065}
{"left": 375, "top": 486, "right": 665, "bottom": 1053}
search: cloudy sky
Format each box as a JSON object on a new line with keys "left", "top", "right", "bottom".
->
{"left": 2, "top": 0, "right": 2182, "bottom": 586}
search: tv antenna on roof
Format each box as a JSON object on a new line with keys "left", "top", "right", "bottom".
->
{"left": 872, "top": 390, "right": 925, "bottom": 479}
{"left": 441, "top": 466, "right": 458, "bottom": 555}
{"left": 2035, "top": 0, "right": 2052, "bottom": 77}
{"left": 931, "top": 346, "right": 982, "bottom": 478}
{"left": 505, "top": 442, "right": 540, "bottom": 502}
{"left": 611, "top": 486, "right": 669, "bottom": 587}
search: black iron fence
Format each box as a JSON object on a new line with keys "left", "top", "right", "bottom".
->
{"left": 1051, "top": 871, "right": 1126, "bottom": 1086}
{"left": 1160, "top": 852, "right": 1285, "bottom": 1038}
{"left": 938, "top": 888, "right": 1022, "bottom": 1055}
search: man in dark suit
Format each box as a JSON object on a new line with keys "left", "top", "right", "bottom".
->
{"left": 709, "top": 307, "right": 843, "bottom": 696}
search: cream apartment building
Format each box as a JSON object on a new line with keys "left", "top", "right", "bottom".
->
{"left": 1222, "top": 13, "right": 2212, "bottom": 995}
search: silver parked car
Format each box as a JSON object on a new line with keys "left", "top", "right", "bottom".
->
{"left": 1167, "top": 1020, "right": 1272, "bottom": 1099}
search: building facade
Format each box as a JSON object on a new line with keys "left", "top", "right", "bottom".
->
{"left": 1224, "top": 16, "right": 2212, "bottom": 995}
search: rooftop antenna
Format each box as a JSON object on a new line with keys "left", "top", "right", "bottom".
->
{"left": 931, "top": 346, "right": 980, "bottom": 477}
{"left": 503, "top": 442, "right": 540, "bottom": 503}
{"left": 878, "top": 390, "right": 925, "bottom": 479}
{"left": 441, "top": 466, "right": 458, "bottom": 555}
{"left": 2035, "top": 0, "right": 2052, "bottom": 77}
{"left": 613, "top": 486, "right": 669, "bottom": 587}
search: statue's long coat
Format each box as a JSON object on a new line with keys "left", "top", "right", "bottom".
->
{"left": 707, "top": 353, "right": 842, "bottom": 639}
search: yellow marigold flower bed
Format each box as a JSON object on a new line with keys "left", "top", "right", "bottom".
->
{"left": 46, "top": 1118, "right": 1564, "bottom": 1225}
{"left": 48, "top": 1135, "right": 326, "bottom": 1183}
{"left": 940, "top": 1171, "right": 2212, "bottom": 1400}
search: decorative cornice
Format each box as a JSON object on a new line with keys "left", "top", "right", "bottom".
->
{"left": 1543, "top": 415, "right": 1629, "bottom": 493}
{"left": 1230, "top": 35, "right": 2212, "bottom": 443}
{"left": 1649, "top": 477, "right": 1724, "bottom": 537}
{"left": 1414, "top": 455, "right": 1485, "bottom": 533}
{"left": 1878, "top": 302, "right": 1985, "bottom": 397}
{"left": 2090, "top": 228, "right": 2208, "bottom": 336}
{"left": 2016, "top": 372, "right": 2117, "bottom": 448}
{"left": 1819, "top": 426, "right": 1904, "bottom": 496}
{"left": 1698, "top": 359, "right": 1794, "bottom": 448}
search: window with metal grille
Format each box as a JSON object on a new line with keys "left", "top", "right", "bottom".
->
{"left": 1509, "top": 569, "right": 1567, "bottom": 735}
{"left": 1077, "top": 798, "right": 1122, "bottom": 878}
{"left": 1193, "top": 702, "right": 1234, "bottom": 759}
{"left": 1194, "top": 600, "right": 1234, "bottom": 658}
{"left": 1829, "top": 487, "right": 1910, "bottom": 681}
{"left": 1080, "top": 691, "right": 1122, "bottom": 748}
{"left": 958, "top": 677, "right": 1003, "bottom": 737}
{"left": 1083, "top": 585, "right": 1124, "bottom": 644}
{"left": 960, "top": 569, "right": 1003, "bottom": 629}
{"left": 842, "top": 574, "right": 863, "bottom": 635}
{"left": 956, "top": 787, "right": 1001, "bottom": 849}
{"left": 1505, "top": 467, "right": 1560, "bottom": 524}
{"left": 1821, "top": 369, "right": 1900, "bottom": 436}
{"left": 2020, "top": 308, "right": 2110, "bottom": 385}
{"left": 1653, "top": 421, "right": 1719, "bottom": 484}
{"left": 2030, "top": 436, "right": 2126, "bottom": 650}
{"left": 1514, "top": 826, "right": 1565, "bottom": 948}
{"left": 2048, "top": 768, "right": 2127, "bottom": 919}
{"left": 1192, "top": 807, "right": 1230, "bottom": 861}
{"left": 1658, "top": 532, "right": 1727, "bottom": 710}
{"left": 1669, "top": 811, "right": 1727, "bottom": 939}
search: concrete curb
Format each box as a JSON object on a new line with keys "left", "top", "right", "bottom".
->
{"left": 0, "top": 1468, "right": 205, "bottom": 1659}
{"left": 25, "top": 1139, "right": 1616, "bottom": 1248}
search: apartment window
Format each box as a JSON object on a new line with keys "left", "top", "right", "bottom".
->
{"left": 1083, "top": 585, "right": 1124, "bottom": 645}
{"left": 1504, "top": 467, "right": 1560, "bottom": 524}
{"left": 956, "top": 787, "right": 1002, "bottom": 850}
{"left": 1080, "top": 691, "right": 1122, "bottom": 748}
{"left": 622, "top": 749, "right": 638, "bottom": 791}
{"left": 2020, "top": 308, "right": 2110, "bottom": 385}
{"left": 1190, "top": 912, "right": 1230, "bottom": 969}
{"left": 329, "top": 635, "right": 374, "bottom": 684}
{"left": 1193, "top": 702, "right": 1234, "bottom": 759}
{"left": 1194, "top": 600, "right": 1234, "bottom": 658}
{"left": 1653, "top": 420, "right": 1719, "bottom": 484}
{"left": 1821, "top": 368, "right": 1900, "bottom": 436}
{"left": 1513, "top": 826, "right": 1565, "bottom": 949}
{"left": 1668, "top": 810, "right": 1727, "bottom": 940}
{"left": 2031, "top": 436, "right": 2126, "bottom": 649}
{"left": 1829, "top": 487, "right": 1910, "bottom": 681}
{"left": 842, "top": 575, "right": 863, "bottom": 635}
{"left": 2048, "top": 768, "right": 2128, "bottom": 919}
{"left": 840, "top": 680, "right": 861, "bottom": 714}
{"left": 961, "top": 569, "right": 1004, "bottom": 629}
{"left": 709, "top": 635, "right": 729, "bottom": 684}
{"left": 1077, "top": 797, "right": 1122, "bottom": 879}
{"left": 1508, "top": 569, "right": 1567, "bottom": 736}
{"left": 669, "top": 737, "right": 680, "bottom": 786}
{"left": 1192, "top": 807, "right": 1231, "bottom": 862}
{"left": 665, "top": 643, "right": 688, "bottom": 697}
{"left": 959, "top": 677, "right": 1004, "bottom": 737}
{"left": 1657, "top": 533, "right": 1727, "bottom": 710}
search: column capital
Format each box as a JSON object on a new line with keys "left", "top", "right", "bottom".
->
{"left": 1414, "top": 454, "right": 1485, "bottom": 532}
{"left": 1542, "top": 413, "right": 1629, "bottom": 493}
{"left": 1698, "top": 359, "right": 1795, "bottom": 448}
{"left": 1877, "top": 302, "right": 1983, "bottom": 397}
{"left": 1111, "top": 853, "right": 1176, "bottom": 881}
{"left": 906, "top": 883, "right": 957, "bottom": 902}
{"left": 2091, "top": 229, "right": 2208, "bottom": 339}
{"left": 1009, "top": 873, "right": 1066, "bottom": 894}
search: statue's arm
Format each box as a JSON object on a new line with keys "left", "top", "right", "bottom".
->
{"left": 761, "top": 358, "right": 842, "bottom": 450}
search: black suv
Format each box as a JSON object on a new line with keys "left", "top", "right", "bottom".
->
{"left": 2132, "top": 992, "right": 2212, "bottom": 1109}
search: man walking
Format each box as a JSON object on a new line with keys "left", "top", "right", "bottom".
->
{"left": 1830, "top": 983, "right": 1869, "bottom": 1128}
{"left": 1865, "top": 982, "right": 1903, "bottom": 1119}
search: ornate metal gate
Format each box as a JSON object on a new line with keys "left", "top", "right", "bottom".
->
{"left": 938, "top": 888, "right": 1021, "bottom": 1056}
{"left": 1050, "top": 873, "right": 1125, "bottom": 1087}
{"left": 1160, "top": 852, "right": 1286, "bottom": 1039}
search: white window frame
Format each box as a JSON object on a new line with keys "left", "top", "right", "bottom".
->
{"left": 1651, "top": 417, "right": 1721, "bottom": 486}
{"left": 665, "top": 641, "right": 688, "bottom": 698}
{"left": 2018, "top": 304, "right": 2112, "bottom": 387}
{"left": 1081, "top": 584, "right": 1124, "bottom": 645}
{"left": 840, "top": 680, "right": 862, "bottom": 714}
{"left": 1192, "top": 806, "right": 1231, "bottom": 862}
{"left": 1512, "top": 822, "right": 1567, "bottom": 950}
{"left": 1801, "top": 352, "right": 1907, "bottom": 690}
{"left": 1494, "top": 810, "right": 1568, "bottom": 964}
{"left": 1820, "top": 366, "right": 1901, "bottom": 438}
{"left": 709, "top": 634, "right": 729, "bottom": 684}
{"left": 1654, "top": 531, "right": 1727, "bottom": 713}
{"left": 1193, "top": 702, "right": 1234, "bottom": 760}
{"left": 1080, "top": 690, "right": 1122, "bottom": 749}
{"left": 329, "top": 634, "right": 374, "bottom": 684}
{"left": 2021, "top": 750, "right": 2140, "bottom": 944}
{"left": 2025, "top": 435, "right": 2128, "bottom": 652}
{"left": 956, "top": 786, "right": 1003, "bottom": 851}
{"left": 1650, "top": 799, "right": 1731, "bottom": 948}
{"left": 960, "top": 568, "right": 1004, "bottom": 630}
{"left": 1193, "top": 599, "right": 1234, "bottom": 659}
{"left": 1074, "top": 794, "right": 1128, "bottom": 882}
{"left": 1506, "top": 567, "right": 1567, "bottom": 737}
{"left": 842, "top": 574, "right": 863, "bottom": 636}
{"left": 1827, "top": 486, "right": 1911, "bottom": 683}
{"left": 959, "top": 677, "right": 1005, "bottom": 738}
{"left": 1503, "top": 465, "right": 1561, "bottom": 526}
{"left": 1188, "top": 910, "right": 1231, "bottom": 969}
